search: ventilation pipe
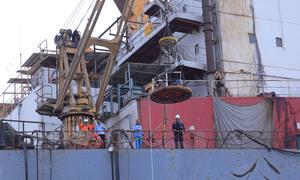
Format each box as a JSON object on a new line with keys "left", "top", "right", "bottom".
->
{"left": 202, "top": 0, "right": 216, "bottom": 73}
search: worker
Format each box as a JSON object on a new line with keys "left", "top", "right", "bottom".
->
{"left": 172, "top": 114, "right": 185, "bottom": 149}
{"left": 88, "top": 128, "right": 102, "bottom": 149}
{"left": 132, "top": 121, "right": 143, "bottom": 149}
{"left": 79, "top": 118, "right": 90, "bottom": 132}
{"left": 71, "top": 30, "right": 81, "bottom": 48}
{"left": 95, "top": 120, "right": 106, "bottom": 148}
{"left": 79, "top": 118, "right": 94, "bottom": 132}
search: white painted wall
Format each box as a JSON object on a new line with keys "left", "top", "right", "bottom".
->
{"left": 218, "top": 0, "right": 300, "bottom": 96}
{"left": 253, "top": 0, "right": 300, "bottom": 79}
{"left": 106, "top": 100, "right": 139, "bottom": 130}
{"left": 6, "top": 84, "right": 61, "bottom": 133}
{"left": 218, "top": 0, "right": 259, "bottom": 96}
{"left": 176, "top": 30, "right": 207, "bottom": 69}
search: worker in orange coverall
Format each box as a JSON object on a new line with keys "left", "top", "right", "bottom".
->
{"left": 79, "top": 118, "right": 94, "bottom": 132}
{"left": 79, "top": 118, "right": 102, "bottom": 148}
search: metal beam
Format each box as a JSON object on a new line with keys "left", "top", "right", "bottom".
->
{"left": 54, "top": 0, "right": 106, "bottom": 112}
{"left": 202, "top": 0, "right": 216, "bottom": 73}
{"left": 95, "top": 0, "right": 136, "bottom": 112}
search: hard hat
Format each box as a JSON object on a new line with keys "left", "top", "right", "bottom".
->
{"left": 83, "top": 118, "right": 89, "bottom": 123}
{"left": 188, "top": 125, "right": 195, "bottom": 132}
{"left": 175, "top": 114, "right": 180, "bottom": 119}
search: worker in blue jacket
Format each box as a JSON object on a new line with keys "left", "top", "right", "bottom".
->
{"left": 132, "top": 121, "right": 143, "bottom": 149}
{"left": 95, "top": 120, "right": 106, "bottom": 148}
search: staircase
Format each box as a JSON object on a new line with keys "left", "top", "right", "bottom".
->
{"left": 35, "top": 85, "right": 57, "bottom": 116}
{"left": 117, "top": 0, "right": 203, "bottom": 65}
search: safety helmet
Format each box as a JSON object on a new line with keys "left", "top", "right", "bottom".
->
{"left": 188, "top": 125, "right": 195, "bottom": 132}
{"left": 83, "top": 118, "right": 89, "bottom": 123}
{"left": 175, "top": 114, "right": 180, "bottom": 119}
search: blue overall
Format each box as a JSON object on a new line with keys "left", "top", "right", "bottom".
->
{"left": 133, "top": 124, "right": 143, "bottom": 149}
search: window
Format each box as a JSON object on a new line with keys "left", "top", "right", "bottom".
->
{"left": 194, "top": 44, "right": 199, "bottom": 55}
{"left": 248, "top": 33, "right": 256, "bottom": 44}
{"left": 276, "top": 37, "right": 283, "bottom": 47}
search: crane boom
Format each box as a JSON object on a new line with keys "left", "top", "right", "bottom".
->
{"left": 95, "top": 0, "right": 135, "bottom": 111}
{"left": 55, "top": 0, "right": 106, "bottom": 112}
{"left": 54, "top": 0, "right": 135, "bottom": 113}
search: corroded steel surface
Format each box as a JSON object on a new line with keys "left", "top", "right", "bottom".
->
{"left": 150, "top": 86, "right": 192, "bottom": 104}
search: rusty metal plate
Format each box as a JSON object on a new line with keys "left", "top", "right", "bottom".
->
{"left": 150, "top": 85, "right": 192, "bottom": 104}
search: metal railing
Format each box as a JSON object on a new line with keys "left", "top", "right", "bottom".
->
{"left": 117, "top": 10, "right": 162, "bottom": 59}
{"left": 37, "top": 39, "right": 56, "bottom": 59}
{"left": 101, "top": 80, "right": 148, "bottom": 120}
{"left": 107, "top": 129, "right": 296, "bottom": 150}
{"left": 34, "top": 85, "right": 54, "bottom": 108}
{"left": 182, "top": 79, "right": 300, "bottom": 97}
{"left": 0, "top": 129, "right": 298, "bottom": 150}
{"left": 170, "top": 0, "right": 202, "bottom": 15}
{"left": 0, "top": 119, "right": 45, "bottom": 135}
{"left": 100, "top": 78, "right": 300, "bottom": 122}
{"left": 117, "top": 0, "right": 202, "bottom": 60}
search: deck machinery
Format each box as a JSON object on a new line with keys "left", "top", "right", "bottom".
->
{"left": 36, "top": 0, "right": 135, "bottom": 146}
{"left": 35, "top": 0, "right": 193, "bottom": 148}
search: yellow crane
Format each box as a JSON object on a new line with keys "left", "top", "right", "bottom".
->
{"left": 37, "top": 0, "right": 135, "bottom": 146}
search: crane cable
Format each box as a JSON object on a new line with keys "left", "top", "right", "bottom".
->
{"left": 62, "top": 0, "right": 85, "bottom": 29}
{"left": 63, "top": 0, "right": 84, "bottom": 28}
{"left": 69, "top": 0, "right": 88, "bottom": 28}
{"left": 75, "top": 0, "right": 96, "bottom": 30}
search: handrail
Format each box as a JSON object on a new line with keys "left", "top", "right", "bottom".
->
{"left": 34, "top": 85, "right": 53, "bottom": 105}
{"left": 0, "top": 129, "right": 298, "bottom": 150}
{"left": 117, "top": 0, "right": 202, "bottom": 60}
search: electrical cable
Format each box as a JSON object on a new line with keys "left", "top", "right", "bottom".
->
{"left": 218, "top": 10, "right": 300, "bottom": 27}
{"left": 235, "top": 130, "right": 300, "bottom": 156}
{"left": 219, "top": 132, "right": 231, "bottom": 148}
{"left": 223, "top": 59, "right": 300, "bottom": 73}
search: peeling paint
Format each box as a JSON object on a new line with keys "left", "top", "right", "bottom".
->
{"left": 218, "top": 0, "right": 259, "bottom": 95}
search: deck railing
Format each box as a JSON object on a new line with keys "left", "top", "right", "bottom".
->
{"left": 184, "top": 79, "right": 300, "bottom": 97}
{"left": 117, "top": 0, "right": 202, "bottom": 60}
{"left": 0, "top": 127, "right": 298, "bottom": 150}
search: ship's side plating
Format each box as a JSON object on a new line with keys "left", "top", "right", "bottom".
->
{"left": 0, "top": 0, "right": 300, "bottom": 179}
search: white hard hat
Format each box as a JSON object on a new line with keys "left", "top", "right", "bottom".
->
{"left": 83, "top": 118, "right": 89, "bottom": 122}
{"left": 188, "top": 125, "right": 195, "bottom": 132}
{"left": 175, "top": 114, "right": 180, "bottom": 119}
